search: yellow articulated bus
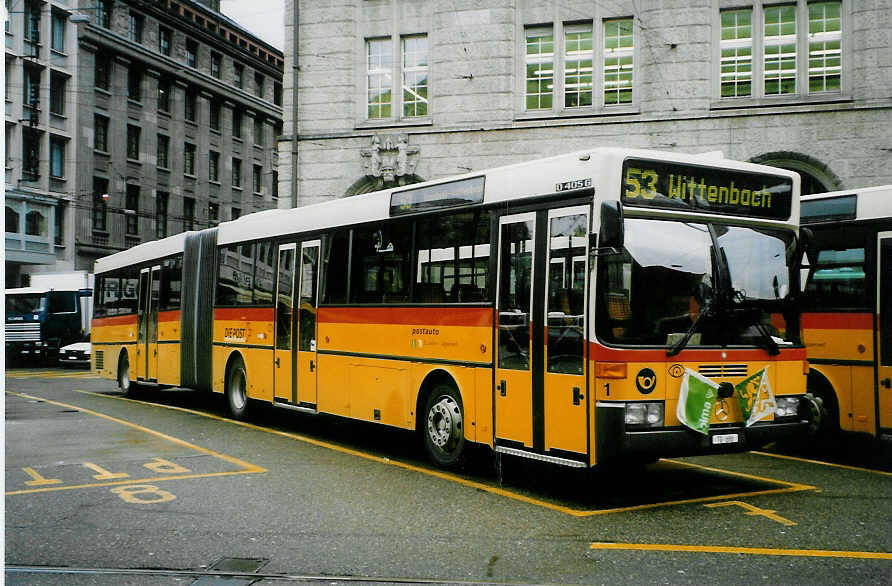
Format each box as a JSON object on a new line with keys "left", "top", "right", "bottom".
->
{"left": 92, "top": 148, "right": 813, "bottom": 469}
{"left": 799, "top": 185, "right": 892, "bottom": 446}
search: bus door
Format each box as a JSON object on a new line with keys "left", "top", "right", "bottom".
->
{"left": 495, "top": 208, "right": 589, "bottom": 459}
{"left": 296, "top": 240, "right": 321, "bottom": 407}
{"left": 136, "top": 266, "right": 161, "bottom": 381}
{"left": 274, "top": 243, "right": 296, "bottom": 403}
{"left": 877, "top": 232, "right": 892, "bottom": 434}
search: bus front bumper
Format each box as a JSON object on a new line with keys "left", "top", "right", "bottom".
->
{"left": 595, "top": 405, "right": 809, "bottom": 464}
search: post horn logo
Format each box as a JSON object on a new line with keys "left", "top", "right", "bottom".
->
{"left": 668, "top": 364, "right": 685, "bottom": 378}
{"left": 635, "top": 368, "right": 657, "bottom": 394}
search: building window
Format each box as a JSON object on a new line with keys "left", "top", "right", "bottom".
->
{"left": 208, "top": 202, "right": 219, "bottom": 227}
{"left": 367, "top": 38, "right": 392, "bottom": 119}
{"left": 253, "top": 164, "right": 263, "bottom": 194}
{"left": 50, "top": 72, "right": 66, "bottom": 115}
{"left": 51, "top": 12, "right": 65, "bottom": 52}
{"left": 603, "top": 19, "right": 634, "bottom": 105}
{"left": 95, "top": 0, "right": 112, "bottom": 28}
{"left": 94, "top": 115, "right": 109, "bottom": 152}
{"left": 183, "top": 197, "right": 195, "bottom": 231}
{"left": 720, "top": 9, "right": 753, "bottom": 97}
{"left": 156, "top": 192, "right": 168, "bottom": 238}
{"left": 129, "top": 12, "right": 143, "bottom": 43}
{"left": 7, "top": 206, "right": 20, "bottom": 233}
{"left": 401, "top": 35, "right": 428, "bottom": 117}
{"left": 127, "top": 125, "right": 140, "bottom": 160}
{"left": 159, "top": 27, "right": 171, "bottom": 56}
{"left": 25, "top": 0, "right": 39, "bottom": 41}
{"left": 232, "top": 157, "right": 242, "bottom": 187}
{"left": 231, "top": 207, "right": 241, "bottom": 220}
{"left": 254, "top": 72, "right": 264, "bottom": 97}
{"left": 54, "top": 203, "right": 65, "bottom": 245}
{"left": 23, "top": 129, "right": 40, "bottom": 180}
{"left": 186, "top": 39, "right": 198, "bottom": 68}
{"left": 564, "top": 26, "right": 593, "bottom": 108}
{"left": 185, "top": 89, "right": 197, "bottom": 122}
{"left": 763, "top": 5, "right": 797, "bottom": 95}
{"left": 717, "top": 2, "right": 841, "bottom": 100}
{"left": 253, "top": 116, "right": 264, "bottom": 146}
{"left": 525, "top": 29, "right": 553, "bottom": 110}
{"left": 234, "top": 63, "right": 244, "bottom": 88}
{"left": 125, "top": 185, "right": 139, "bottom": 235}
{"left": 158, "top": 77, "right": 171, "bottom": 112}
{"left": 127, "top": 67, "right": 142, "bottom": 101}
{"left": 808, "top": 2, "right": 841, "bottom": 93}
{"left": 157, "top": 134, "right": 169, "bottom": 169}
{"left": 95, "top": 54, "right": 111, "bottom": 91}
{"left": 24, "top": 67, "right": 40, "bottom": 111}
{"left": 209, "top": 100, "right": 221, "bottom": 131}
{"left": 273, "top": 82, "right": 283, "bottom": 106}
{"left": 25, "top": 211, "right": 46, "bottom": 237}
{"left": 211, "top": 52, "right": 222, "bottom": 78}
{"left": 232, "top": 109, "right": 243, "bottom": 139}
{"left": 184, "top": 143, "right": 196, "bottom": 176}
{"left": 93, "top": 177, "right": 109, "bottom": 231}
{"left": 209, "top": 151, "right": 220, "bottom": 182}
{"left": 50, "top": 137, "right": 65, "bottom": 178}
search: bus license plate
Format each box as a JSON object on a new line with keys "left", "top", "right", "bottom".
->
{"left": 712, "top": 433, "right": 739, "bottom": 445}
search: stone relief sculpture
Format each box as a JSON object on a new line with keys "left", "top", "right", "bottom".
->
{"left": 360, "top": 133, "right": 420, "bottom": 187}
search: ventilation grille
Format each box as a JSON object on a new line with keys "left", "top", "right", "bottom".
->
{"left": 5, "top": 323, "right": 41, "bottom": 341}
{"left": 95, "top": 350, "right": 104, "bottom": 371}
{"left": 698, "top": 364, "right": 748, "bottom": 378}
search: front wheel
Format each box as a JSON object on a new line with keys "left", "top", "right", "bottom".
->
{"left": 421, "top": 384, "right": 465, "bottom": 468}
{"left": 226, "top": 357, "right": 250, "bottom": 419}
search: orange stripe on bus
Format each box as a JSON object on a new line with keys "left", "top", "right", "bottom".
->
{"left": 801, "top": 312, "right": 873, "bottom": 330}
{"left": 158, "top": 310, "right": 180, "bottom": 323}
{"left": 214, "top": 307, "right": 275, "bottom": 321}
{"left": 589, "top": 343, "right": 806, "bottom": 362}
{"left": 92, "top": 314, "right": 137, "bottom": 327}
{"left": 319, "top": 306, "right": 494, "bottom": 327}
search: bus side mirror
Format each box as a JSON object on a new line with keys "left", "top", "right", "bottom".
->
{"left": 799, "top": 227, "right": 817, "bottom": 267}
{"left": 594, "top": 201, "right": 624, "bottom": 255}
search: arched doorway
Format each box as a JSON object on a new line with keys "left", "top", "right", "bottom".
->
{"left": 344, "top": 174, "right": 424, "bottom": 196}
{"left": 749, "top": 152, "right": 842, "bottom": 195}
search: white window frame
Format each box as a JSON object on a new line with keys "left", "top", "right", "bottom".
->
{"left": 713, "top": 1, "right": 848, "bottom": 106}
{"left": 517, "top": 19, "right": 638, "bottom": 118}
{"left": 361, "top": 33, "right": 430, "bottom": 125}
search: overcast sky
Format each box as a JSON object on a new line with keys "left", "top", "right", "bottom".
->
{"left": 219, "top": 0, "right": 285, "bottom": 50}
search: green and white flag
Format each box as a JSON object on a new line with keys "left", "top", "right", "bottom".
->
{"left": 677, "top": 368, "right": 719, "bottom": 435}
{"left": 735, "top": 366, "right": 776, "bottom": 427}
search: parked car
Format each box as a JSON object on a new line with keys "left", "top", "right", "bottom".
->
{"left": 58, "top": 334, "right": 91, "bottom": 368}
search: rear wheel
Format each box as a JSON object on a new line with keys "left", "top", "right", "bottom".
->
{"left": 226, "top": 356, "right": 249, "bottom": 419}
{"left": 421, "top": 384, "right": 465, "bottom": 468}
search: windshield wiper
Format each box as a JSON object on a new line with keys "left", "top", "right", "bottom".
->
{"left": 667, "top": 297, "right": 713, "bottom": 357}
{"left": 731, "top": 293, "right": 780, "bottom": 356}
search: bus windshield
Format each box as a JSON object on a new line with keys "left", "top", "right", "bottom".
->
{"left": 596, "top": 218, "right": 796, "bottom": 350}
{"left": 6, "top": 294, "right": 46, "bottom": 315}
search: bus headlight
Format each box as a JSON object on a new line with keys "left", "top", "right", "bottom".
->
{"left": 625, "top": 402, "right": 664, "bottom": 427}
{"left": 774, "top": 396, "right": 800, "bottom": 418}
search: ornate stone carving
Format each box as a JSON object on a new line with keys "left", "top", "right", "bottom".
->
{"left": 360, "top": 133, "right": 420, "bottom": 186}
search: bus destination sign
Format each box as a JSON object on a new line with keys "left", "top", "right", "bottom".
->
{"left": 621, "top": 158, "right": 793, "bottom": 220}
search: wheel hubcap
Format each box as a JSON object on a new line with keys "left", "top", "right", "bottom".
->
{"left": 231, "top": 370, "right": 246, "bottom": 410}
{"left": 427, "top": 396, "right": 462, "bottom": 452}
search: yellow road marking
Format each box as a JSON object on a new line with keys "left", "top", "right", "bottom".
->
{"left": 6, "top": 370, "right": 95, "bottom": 379}
{"left": 589, "top": 542, "right": 892, "bottom": 560}
{"left": 753, "top": 450, "right": 892, "bottom": 477}
{"left": 705, "top": 500, "right": 796, "bottom": 526}
{"left": 79, "top": 390, "right": 815, "bottom": 517}
{"left": 5, "top": 391, "right": 266, "bottom": 496}
{"left": 22, "top": 467, "right": 62, "bottom": 486}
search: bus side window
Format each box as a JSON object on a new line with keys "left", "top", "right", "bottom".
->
{"left": 803, "top": 247, "right": 868, "bottom": 310}
{"left": 321, "top": 230, "right": 349, "bottom": 304}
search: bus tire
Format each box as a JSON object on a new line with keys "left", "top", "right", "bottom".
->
{"left": 226, "top": 356, "right": 250, "bottom": 420}
{"left": 806, "top": 373, "right": 840, "bottom": 447}
{"left": 118, "top": 351, "right": 139, "bottom": 396}
{"left": 421, "top": 384, "right": 465, "bottom": 468}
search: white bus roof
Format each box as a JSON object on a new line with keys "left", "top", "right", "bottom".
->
{"left": 217, "top": 147, "right": 799, "bottom": 246}
{"left": 802, "top": 185, "right": 892, "bottom": 222}
{"left": 93, "top": 147, "right": 800, "bottom": 273}
{"left": 94, "top": 230, "right": 192, "bottom": 275}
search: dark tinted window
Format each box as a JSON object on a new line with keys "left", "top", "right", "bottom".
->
{"left": 48, "top": 291, "right": 76, "bottom": 313}
{"left": 160, "top": 256, "right": 183, "bottom": 311}
{"left": 803, "top": 227, "right": 870, "bottom": 310}
{"left": 351, "top": 220, "right": 413, "bottom": 304}
{"left": 253, "top": 241, "right": 275, "bottom": 305}
{"left": 321, "top": 231, "right": 349, "bottom": 304}
{"left": 217, "top": 244, "right": 255, "bottom": 305}
{"left": 414, "top": 210, "right": 491, "bottom": 303}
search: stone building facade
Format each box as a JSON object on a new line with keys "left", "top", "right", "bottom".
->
{"left": 5, "top": 0, "right": 284, "bottom": 286}
{"left": 279, "top": 0, "right": 892, "bottom": 208}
